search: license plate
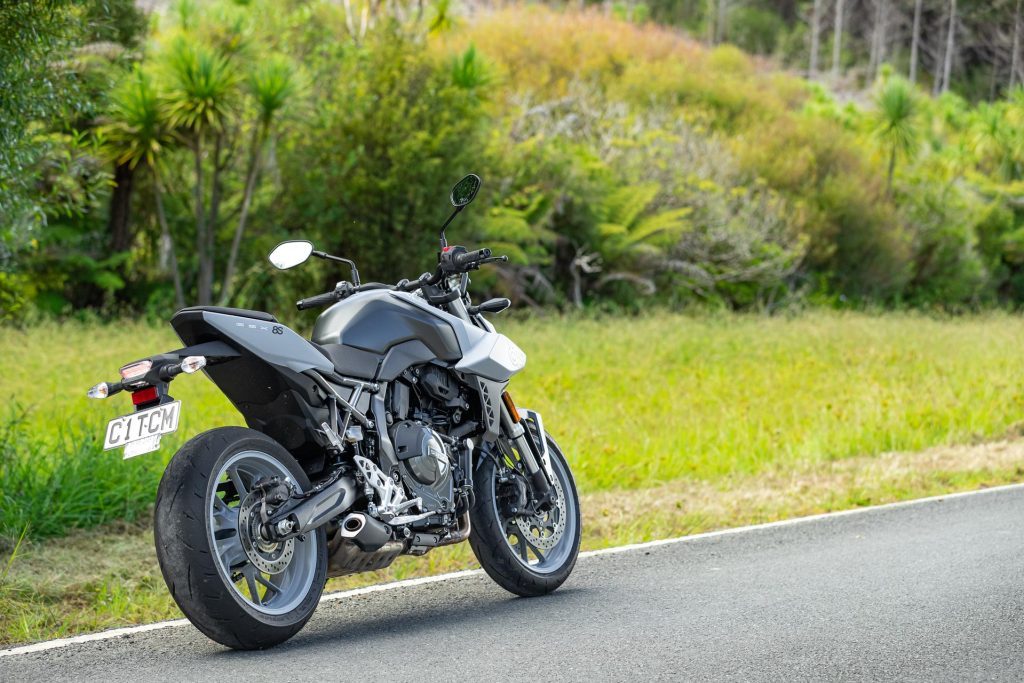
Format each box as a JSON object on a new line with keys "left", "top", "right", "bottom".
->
{"left": 103, "top": 401, "right": 181, "bottom": 459}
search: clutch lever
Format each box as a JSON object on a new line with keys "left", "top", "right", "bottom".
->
{"left": 476, "top": 255, "right": 509, "bottom": 267}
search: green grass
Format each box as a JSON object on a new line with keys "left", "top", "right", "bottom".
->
{"left": 3, "top": 311, "right": 1024, "bottom": 544}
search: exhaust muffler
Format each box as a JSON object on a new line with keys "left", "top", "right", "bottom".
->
{"left": 339, "top": 512, "right": 393, "bottom": 552}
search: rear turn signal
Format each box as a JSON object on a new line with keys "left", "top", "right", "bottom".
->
{"left": 87, "top": 382, "right": 110, "bottom": 399}
{"left": 501, "top": 391, "right": 521, "bottom": 423}
{"left": 179, "top": 355, "right": 207, "bottom": 374}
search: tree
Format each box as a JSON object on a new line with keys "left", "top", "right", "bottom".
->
{"left": 832, "top": 0, "right": 845, "bottom": 80}
{"left": 909, "top": 0, "right": 923, "bottom": 83}
{"left": 0, "top": 0, "right": 78, "bottom": 228}
{"left": 219, "top": 56, "right": 297, "bottom": 305}
{"left": 942, "top": 0, "right": 957, "bottom": 93}
{"left": 1012, "top": 0, "right": 1022, "bottom": 88}
{"left": 715, "top": 0, "right": 728, "bottom": 44}
{"left": 809, "top": 0, "right": 823, "bottom": 77}
{"left": 162, "top": 37, "right": 239, "bottom": 305}
{"left": 103, "top": 67, "right": 186, "bottom": 308}
{"left": 869, "top": 0, "right": 888, "bottom": 81}
{"left": 874, "top": 77, "right": 920, "bottom": 192}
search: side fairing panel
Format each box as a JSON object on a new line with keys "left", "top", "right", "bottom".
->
{"left": 203, "top": 312, "right": 332, "bottom": 374}
{"left": 455, "top": 332, "right": 526, "bottom": 382}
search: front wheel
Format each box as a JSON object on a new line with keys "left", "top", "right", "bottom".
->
{"left": 154, "top": 427, "right": 327, "bottom": 650}
{"left": 469, "top": 432, "right": 581, "bottom": 596}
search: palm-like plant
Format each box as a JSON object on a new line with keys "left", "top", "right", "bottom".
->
{"left": 219, "top": 55, "right": 298, "bottom": 305}
{"left": 103, "top": 66, "right": 185, "bottom": 308}
{"left": 163, "top": 36, "right": 239, "bottom": 305}
{"left": 874, "top": 77, "right": 920, "bottom": 192}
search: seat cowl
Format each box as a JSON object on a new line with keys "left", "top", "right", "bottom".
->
{"left": 176, "top": 306, "right": 278, "bottom": 323}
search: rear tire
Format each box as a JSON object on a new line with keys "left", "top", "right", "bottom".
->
{"left": 154, "top": 427, "right": 327, "bottom": 650}
{"left": 469, "top": 433, "right": 581, "bottom": 597}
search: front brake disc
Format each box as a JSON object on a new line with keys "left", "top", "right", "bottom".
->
{"left": 513, "top": 475, "right": 566, "bottom": 551}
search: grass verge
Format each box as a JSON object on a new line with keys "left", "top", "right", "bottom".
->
{"left": 3, "top": 437, "right": 1023, "bottom": 647}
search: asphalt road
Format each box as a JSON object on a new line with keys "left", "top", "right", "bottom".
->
{"left": 4, "top": 486, "right": 1024, "bottom": 682}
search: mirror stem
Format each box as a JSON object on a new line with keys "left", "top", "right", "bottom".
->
{"left": 312, "top": 250, "right": 361, "bottom": 286}
{"left": 439, "top": 206, "right": 463, "bottom": 249}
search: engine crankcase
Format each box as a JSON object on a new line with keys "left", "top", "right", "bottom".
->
{"left": 391, "top": 420, "right": 455, "bottom": 514}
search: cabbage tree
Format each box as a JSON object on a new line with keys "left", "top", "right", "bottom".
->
{"left": 103, "top": 67, "right": 185, "bottom": 308}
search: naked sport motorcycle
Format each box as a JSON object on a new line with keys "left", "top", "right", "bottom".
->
{"left": 87, "top": 175, "right": 581, "bottom": 649}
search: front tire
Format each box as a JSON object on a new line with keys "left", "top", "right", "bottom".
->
{"left": 469, "top": 432, "right": 581, "bottom": 597}
{"left": 154, "top": 427, "right": 327, "bottom": 650}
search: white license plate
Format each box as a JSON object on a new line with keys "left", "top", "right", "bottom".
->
{"left": 103, "top": 400, "right": 181, "bottom": 458}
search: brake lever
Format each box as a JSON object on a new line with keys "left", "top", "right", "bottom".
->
{"left": 478, "top": 255, "right": 509, "bottom": 265}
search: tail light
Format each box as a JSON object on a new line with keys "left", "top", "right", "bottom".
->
{"left": 120, "top": 359, "right": 153, "bottom": 381}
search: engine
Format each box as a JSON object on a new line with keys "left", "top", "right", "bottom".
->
{"left": 391, "top": 421, "right": 454, "bottom": 513}
{"left": 385, "top": 364, "right": 474, "bottom": 516}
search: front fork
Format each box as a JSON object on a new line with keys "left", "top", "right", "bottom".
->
{"left": 499, "top": 395, "right": 556, "bottom": 507}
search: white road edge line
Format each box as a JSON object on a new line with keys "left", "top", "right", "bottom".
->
{"left": 3, "top": 480, "right": 1022, "bottom": 659}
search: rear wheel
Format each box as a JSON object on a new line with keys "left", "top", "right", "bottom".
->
{"left": 469, "top": 432, "right": 581, "bottom": 596}
{"left": 154, "top": 427, "right": 327, "bottom": 650}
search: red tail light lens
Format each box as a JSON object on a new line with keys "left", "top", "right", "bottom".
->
{"left": 131, "top": 386, "right": 159, "bottom": 406}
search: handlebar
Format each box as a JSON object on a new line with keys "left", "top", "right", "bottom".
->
{"left": 451, "top": 247, "right": 491, "bottom": 268}
{"left": 296, "top": 290, "right": 341, "bottom": 310}
{"left": 295, "top": 246, "right": 505, "bottom": 310}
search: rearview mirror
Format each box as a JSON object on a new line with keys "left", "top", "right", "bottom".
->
{"left": 450, "top": 174, "right": 481, "bottom": 208}
{"left": 269, "top": 240, "right": 314, "bottom": 270}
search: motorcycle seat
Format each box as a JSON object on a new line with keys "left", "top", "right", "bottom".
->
{"left": 177, "top": 306, "right": 279, "bottom": 323}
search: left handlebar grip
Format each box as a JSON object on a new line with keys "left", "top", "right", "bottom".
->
{"left": 296, "top": 291, "right": 339, "bottom": 310}
{"left": 452, "top": 248, "right": 492, "bottom": 268}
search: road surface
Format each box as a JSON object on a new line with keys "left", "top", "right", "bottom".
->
{"left": 3, "top": 485, "right": 1024, "bottom": 681}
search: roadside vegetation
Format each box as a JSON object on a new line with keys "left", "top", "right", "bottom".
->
{"left": 5, "top": 1, "right": 1024, "bottom": 320}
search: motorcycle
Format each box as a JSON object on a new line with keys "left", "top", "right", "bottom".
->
{"left": 87, "top": 174, "right": 581, "bottom": 650}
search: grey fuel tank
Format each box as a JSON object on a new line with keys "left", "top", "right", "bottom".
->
{"left": 313, "top": 290, "right": 526, "bottom": 383}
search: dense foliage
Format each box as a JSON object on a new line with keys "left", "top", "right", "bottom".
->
{"left": 2, "top": 0, "right": 1024, "bottom": 320}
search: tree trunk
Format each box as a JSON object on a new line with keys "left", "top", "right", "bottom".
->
{"left": 193, "top": 133, "right": 211, "bottom": 306}
{"left": 933, "top": 21, "right": 945, "bottom": 95}
{"left": 942, "top": 0, "right": 957, "bottom": 93}
{"left": 869, "top": 0, "right": 884, "bottom": 79}
{"left": 809, "top": 0, "right": 822, "bottom": 77}
{"left": 219, "top": 123, "right": 267, "bottom": 307}
{"left": 1012, "top": 0, "right": 1022, "bottom": 88}
{"left": 706, "top": 0, "right": 715, "bottom": 45}
{"left": 715, "top": 0, "right": 728, "bottom": 44}
{"left": 203, "top": 134, "right": 224, "bottom": 305}
{"left": 877, "top": 0, "right": 889, "bottom": 78}
{"left": 107, "top": 161, "right": 135, "bottom": 253}
{"left": 909, "top": 0, "right": 923, "bottom": 82}
{"left": 887, "top": 147, "right": 897, "bottom": 194}
{"left": 153, "top": 168, "right": 185, "bottom": 309}
{"left": 832, "top": 0, "right": 845, "bottom": 80}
